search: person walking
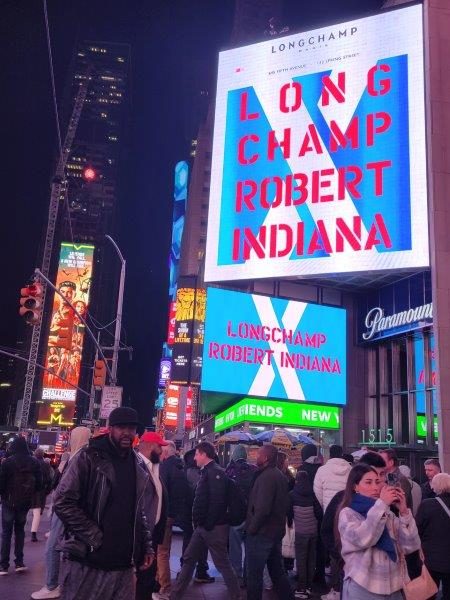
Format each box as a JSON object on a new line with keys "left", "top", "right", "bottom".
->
{"left": 415, "top": 472, "right": 450, "bottom": 599}
{"left": 313, "top": 445, "right": 352, "bottom": 512}
{"left": 421, "top": 458, "right": 441, "bottom": 500}
{"left": 155, "top": 439, "right": 187, "bottom": 599}
{"left": 290, "top": 470, "right": 323, "bottom": 599}
{"left": 0, "top": 436, "right": 43, "bottom": 575}
{"left": 31, "top": 426, "right": 91, "bottom": 600}
{"left": 30, "top": 448, "right": 54, "bottom": 542}
{"left": 181, "top": 449, "right": 213, "bottom": 584}
{"left": 299, "top": 444, "right": 321, "bottom": 485}
{"left": 337, "top": 463, "right": 420, "bottom": 599}
{"left": 225, "top": 444, "right": 257, "bottom": 585}
{"left": 136, "top": 431, "right": 168, "bottom": 600}
{"left": 53, "top": 407, "right": 154, "bottom": 600}
{"left": 170, "top": 441, "right": 241, "bottom": 600}
{"left": 245, "top": 444, "right": 294, "bottom": 600}
{"left": 399, "top": 465, "right": 422, "bottom": 516}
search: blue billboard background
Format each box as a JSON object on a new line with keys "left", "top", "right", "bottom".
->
{"left": 201, "top": 288, "right": 346, "bottom": 405}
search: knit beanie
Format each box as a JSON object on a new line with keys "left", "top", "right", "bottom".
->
{"left": 301, "top": 443, "right": 317, "bottom": 461}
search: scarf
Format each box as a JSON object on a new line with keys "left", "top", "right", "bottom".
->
{"left": 350, "top": 493, "right": 397, "bottom": 562}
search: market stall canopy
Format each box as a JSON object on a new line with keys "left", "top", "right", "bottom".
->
{"left": 217, "top": 431, "right": 256, "bottom": 444}
{"left": 254, "top": 428, "right": 298, "bottom": 447}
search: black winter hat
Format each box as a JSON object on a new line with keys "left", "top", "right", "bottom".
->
{"left": 301, "top": 443, "right": 318, "bottom": 461}
{"left": 108, "top": 406, "right": 139, "bottom": 426}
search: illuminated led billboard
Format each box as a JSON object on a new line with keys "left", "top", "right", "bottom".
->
{"left": 171, "top": 277, "right": 206, "bottom": 385}
{"left": 37, "top": 400, "right": 76, "bottom": 427}
{"left": 164, "top": 384, "right": 193, "bottom": 430}
{"left": 42, "top": 243, "right": 94, "bottom": 401}
{"left": 214, "top": 398, "right": 340, "bottom": 432}
{"left": 202, "top": 288, "right": 346, "bottom": 405}
{"left": 205, "top": 4, "right": 428, "bottom": 282}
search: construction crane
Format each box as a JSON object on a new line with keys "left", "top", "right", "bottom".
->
{"left": 18, "top": 77, "right": 90, "bottom": 429}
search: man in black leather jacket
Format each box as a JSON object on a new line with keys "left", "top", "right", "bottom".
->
{"left": 53, "top": 407, "right": 154, "bottom": 600}
{"left": 170, "top": 441, "right": 241, "bottom": 600}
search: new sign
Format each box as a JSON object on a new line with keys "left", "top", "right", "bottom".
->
{"left": 202, "top": 288, "right": 346, "bottom": 405}
{"left": 417, "top": 415, "right": 438, "bottom": 439}
{"left": 214, "top": 398, "right": 340, "bottom": 432}
{"left": 205, "top": 4, "right": 428, "bottom": 282}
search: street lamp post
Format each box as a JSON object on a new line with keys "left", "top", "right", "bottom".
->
{"left": 105, "top": 235, "right": 126, "bottom": 386}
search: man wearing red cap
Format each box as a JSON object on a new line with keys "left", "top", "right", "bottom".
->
{"left": 137, "top": 431, "right": 169, "bottom": 600}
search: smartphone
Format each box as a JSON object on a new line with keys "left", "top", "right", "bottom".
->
{"left": 386, "top": 472, "right": 400, "bottom": 487}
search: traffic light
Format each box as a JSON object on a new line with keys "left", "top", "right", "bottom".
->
{"left": 93, "top": 360, "right": 107, "bottom": 388}
{"left": 57, "top": 313, "right": 74, "bottom": 350}
{"left": 19, "top": 283, "right": 43, "bottom": 325}
{"left": 83, "top": 167, "right": 97, "bottom": 181}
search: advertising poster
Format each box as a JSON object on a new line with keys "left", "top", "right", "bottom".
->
{"left": 205, "top": 4, "right": 428, "bottom": 282}
{"left": 202, "top": 288, "right": 346, "bottom": 405}
{"left": 36, "top": 400, "right": 76, "bottom": 427}
{"left": 158, "top": 358, "right": 172, "bottom": 388}
{"left": 171, "top": 277, "right": 206, "bottom": 385}
{"left": 42, "top": 242, "right": 95, "bottom": 402}
{"left": 169, "top": 161, "right": 189, "bottom": 300}
{"left": 164, "top": 384, "right": 193, "bottom": 430}
{"left": 214, "top": 398, "right": 340, "bottom": 432}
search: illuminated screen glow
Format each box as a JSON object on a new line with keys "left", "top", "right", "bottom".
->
{"left": 37, "top": 400, "right": 75, "bottom": 427}
{"left": 201, "top": 288, "right": 346, "bottom": 405}
{"left": 42, "top": 242, "right": 94, "bottom": 401}
{"left": 214, "top": 398, "right": 340, "bottom": 432}
{"left": 205, "top": 4, "right": 428, "bottom": 282}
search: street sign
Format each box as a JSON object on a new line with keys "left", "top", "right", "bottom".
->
{"left": 100, "top": 386, "right": 123, "bottom": 420}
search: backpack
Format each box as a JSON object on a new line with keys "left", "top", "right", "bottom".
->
{"left": 7, "top": 462, "right": 36, "bottom": 509}
{"left": 226, "top": 477, "right": 247, "bottom": 526}
{"left": 233, "top": 464, "right": 256, "bottom": 502}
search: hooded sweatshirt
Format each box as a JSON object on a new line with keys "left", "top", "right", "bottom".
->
{"left": 0, "top": 436, "right": 43, "bottom": 508}
{"left": 314, "top": 458, "right": 352, "bottom": 510}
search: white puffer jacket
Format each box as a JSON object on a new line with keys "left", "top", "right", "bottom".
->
{"left": 313, "top": 458, "right": 352, "bottom": 510}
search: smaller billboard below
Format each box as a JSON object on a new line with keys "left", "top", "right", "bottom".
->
{"left": 36, "top": 400, "right": 76, "bottom": 427}
{"left": 158, "top": 359, "right": 172, "bottom": 388}
{"left": 214, "top": 398, "right": 340, "bottom": 432}
{"left": 164, "top": 383, "right": 193, "bottom": 431}
{"left": 417, "top": 415, "right": 438, "bottom": 439}
{"left": 202, "top": 288, "right": 346, "bottom": 405}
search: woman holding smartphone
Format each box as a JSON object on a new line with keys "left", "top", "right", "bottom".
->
{"left": 337, "top": 463, "right": 420, "bottom": 599}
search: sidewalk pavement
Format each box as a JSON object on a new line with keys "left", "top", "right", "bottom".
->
{"left": 0, "top": 508, "right": 279, "bottom": 599}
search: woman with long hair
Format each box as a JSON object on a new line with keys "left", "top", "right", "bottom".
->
{"left": 337, "top": 463, "right": 420, "bottom": 599}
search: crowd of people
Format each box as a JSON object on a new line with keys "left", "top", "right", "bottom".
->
{"left": 0, "top": 410, "right": 449, "bottom": 600}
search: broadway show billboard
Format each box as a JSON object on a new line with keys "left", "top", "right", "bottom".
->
{"left": 171, "top": 277, "right": 205, "bottom": 385}
{"left": 202, "top": 288, "right": 346, "bottom": 405}
{"left": 205, "top": 4, "right": 427, "bottom": 281}
{"left": 42, "top": 242, "right": 94, "bottom": 401}
{"left": 36, "top": 400, "right": 76, "bottom": 427}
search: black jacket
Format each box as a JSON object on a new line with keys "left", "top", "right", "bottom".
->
{"left": 192, "top": 460, "right": 228, "bottom": 530}
{"left": 298, "top": 461, "right": 320, "bottom": 485}
{"left": 160, "top": 454, "right": 191, "bottom": 525}
{"left": 321, "top": 489, "right": 344, "bottom": 559}
{"left": 421, "top": 481, "right": 436, "bottom": 500}
{"left": 136, "top": 453, "right": 169, "bottom": 546}
{"left": 54, "top": 435, "right": 153, "bottom": 567}
{"left": 0, "top": 437, "right": 43, "bottom": 509}
{"left": 416, "top": 494, "right": 450, "bottom": 573}
{"left": 31, "top": 458, "right": 54, "bottom": 510}
{"left": 246, "top": 465, "right": 290, "bottom": 540}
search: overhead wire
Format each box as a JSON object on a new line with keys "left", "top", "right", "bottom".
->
{"left": 42, "top": 1, "right": 126, "bottom": 345}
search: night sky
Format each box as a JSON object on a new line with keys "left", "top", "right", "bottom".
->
{"left": 1, "top": 0, "right": 381, "bottom": 425}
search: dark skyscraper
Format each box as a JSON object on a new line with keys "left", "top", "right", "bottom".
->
{"left": 14, "top": 40, "right": 131, "bottom": 427}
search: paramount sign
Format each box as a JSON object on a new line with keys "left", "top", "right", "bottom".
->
{"left": 363, "top": 303, "right": 433, "bottom": 341}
